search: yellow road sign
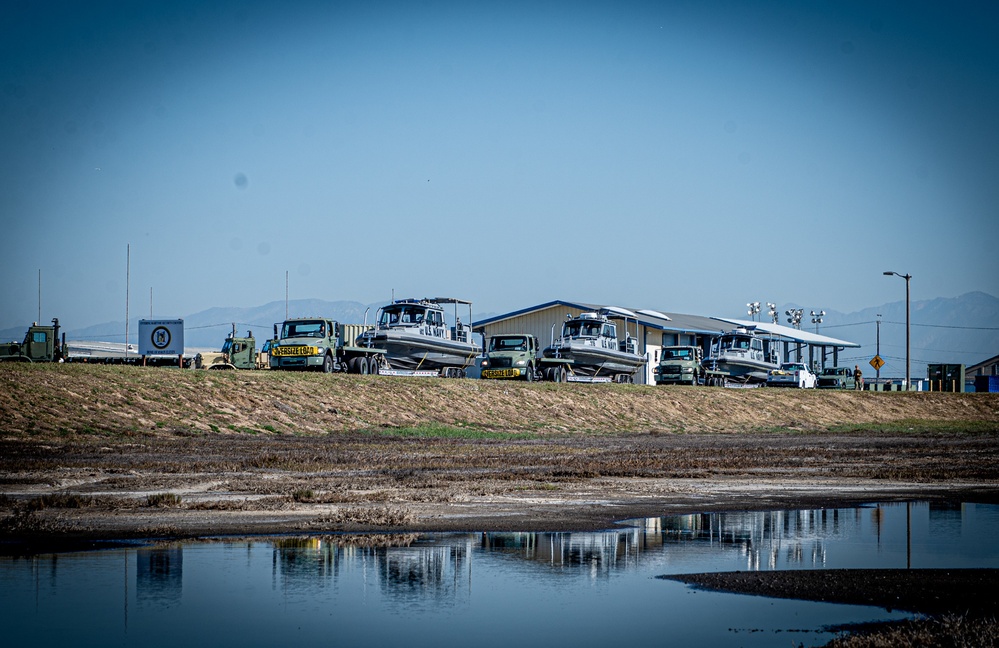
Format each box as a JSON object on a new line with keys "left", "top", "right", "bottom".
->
{"left": 870, "top": 355, "right": 885, "bottom": 370}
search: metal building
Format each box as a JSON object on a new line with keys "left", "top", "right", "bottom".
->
{"left": 474, "top": 301, "right": 862, "bottom": 385}
{"left": 473, "top": 300, "right": 726, "bottom": 385}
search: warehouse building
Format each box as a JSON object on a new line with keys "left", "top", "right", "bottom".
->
{"left": 474, "top": 300, "right": 862, "bottom": 385}
{"left": 473, "top": 300, "right": 727, "bottom": 385}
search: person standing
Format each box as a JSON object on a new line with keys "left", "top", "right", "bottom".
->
{"left": 854, "top": 365, "right": 864, "bottom": 390}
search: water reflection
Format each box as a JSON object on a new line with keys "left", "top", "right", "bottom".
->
{"left": 2, "top": 502, "right": 996, "bottom": 648}
{"left": 136, "top": 548, "right": 182, "bottom": 605}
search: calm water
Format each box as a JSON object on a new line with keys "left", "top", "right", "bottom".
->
{"left": 2, "top": 502, "right": 997, "bottom": 648}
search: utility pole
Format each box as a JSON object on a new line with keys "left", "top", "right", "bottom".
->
{"left": 125, "top": 244, "right": 130, "bottom": 359}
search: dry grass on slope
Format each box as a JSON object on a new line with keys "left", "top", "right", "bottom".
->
{"left": 1, "top": 364, "right": 996, "bottom": 440}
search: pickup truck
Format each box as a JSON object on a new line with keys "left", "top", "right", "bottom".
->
{"left": 817, "top": 366, "right": 856, "bottom": 389}
{"left": 766, "top": 362, "right": 817, "bottom": 388}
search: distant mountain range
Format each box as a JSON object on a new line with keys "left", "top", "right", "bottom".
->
{"left": 3, "top": 292, "right": 996, "bottom": 378}
{"left": 771, "top": 291, "right": 998, "bottom": 378}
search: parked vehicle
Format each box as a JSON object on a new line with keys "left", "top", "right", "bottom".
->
{"left": 481, "top": 334, "right": 539, "bottom": 381}
{"left": 206, "top": 325, "right": 268, "bottom": 370}
{"left": 270, "top": 318, "right": 385, "bottom": 374}
{"left": 817, "top": 366, "right": 856, "bottom": 389}
{"left": 654, "top": 346, "right": 703, "bottom": 386}
{"left": 0, "top": 319, "right": 63, "bottom": 363}
{"left": 767, "top": 362, "right": 817, "bottom": 388}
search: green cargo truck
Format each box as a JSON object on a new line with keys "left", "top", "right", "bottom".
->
{"left": 653, "top": 346, "right": 702, "bottom": 386}
{"left": 481, "top": 334, "right": 540, "bottom": 381}
{"left": 269, "top": 318, "right": 386, "bottom": 374}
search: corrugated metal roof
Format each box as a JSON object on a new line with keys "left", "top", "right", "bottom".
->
{"left": 474, "top": 301, "right": 729, "bottom": 336}
{"left": 711, "top": 317, "right": 861, "bottom": 348}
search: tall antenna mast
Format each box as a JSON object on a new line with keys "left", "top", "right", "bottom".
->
{"left": 125, "top": 244, "right": 130, "bottom": 358}
{"left": 150, "top": 287, "right": 153, "bottom": 318}
{"left": 285, "top": 270, "right": 289, "bottom": 319}
{"left": 37, "top": 269, "right": 41, "bottom": 322}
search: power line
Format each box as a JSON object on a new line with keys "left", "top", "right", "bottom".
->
{"left": 823, "top": 320, "right": 999, "bottom": 331}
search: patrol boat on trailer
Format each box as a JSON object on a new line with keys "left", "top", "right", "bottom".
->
{"left": 541, "top": 310, "right": 646, "bottom": 382}
{"left": 356, "top": 298, "right": 481, "bottom": 377}
{"left": 703, "top": 326, "right": 781, "bottom": 385}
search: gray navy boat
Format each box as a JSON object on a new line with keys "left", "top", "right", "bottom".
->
{"left": 356, "top": 298, "right": 481, "bottom": 376}
{"left": 541, "top": 310, "right": 646, "bottom": 382}
{"left": 703, "top": 326, "right": 781, "bottom": 385}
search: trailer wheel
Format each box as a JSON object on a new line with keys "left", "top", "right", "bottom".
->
{"left": 323, "top": 354, "right": 335, "bottom": 373}
{"left": 369, "top": 357, "right": 380, "bottom": 375}
{"left": 358, "top": 357, "right": 370, "bottom": 375}
{"left": 553, "top": 367, "right": 565, "bottom": 383}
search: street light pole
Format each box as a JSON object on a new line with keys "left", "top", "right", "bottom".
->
{"left": 883, "top": 271, "right": 912, "bottom": 389}
{"left": 876, "top": 314, "right": 881, "bottom": 385}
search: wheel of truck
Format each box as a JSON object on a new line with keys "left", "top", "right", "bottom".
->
{"left": 347, "top": 357, "right": 359, "bottom": 373}
{"left": 525, "top": 365, "right": 534, "bottom": 382}
{"left": 358, "top": 357, "right": 370, "bottom": 375}
{"left": 369, "top": 357, "right": 380, "bottom": 375}
{"left": 553, "top": 367, "right": 565, "bottom": 383}
{"left": 323, "top": 354, "right": 335, "bottom": 373}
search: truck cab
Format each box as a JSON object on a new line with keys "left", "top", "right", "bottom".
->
{"left": 211, "top": 327, "right": 267, "bottom": 370}
{"left": 269, "top": 319, "right": 340, "bottom": 371}
{"left": 653, "top": 345, "right": 703, "bottom": 385}
{"left": 481, "top": 334, "right": 539, "bottom": 381}
{"left": 270, "top": 318, "right": 385, "bottom": 374}
{"left": 0, "top": 319, "right": 62, "bottom": 363}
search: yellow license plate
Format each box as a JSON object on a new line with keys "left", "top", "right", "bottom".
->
{"left": 483, "top": 368, "right": 519, "bottom": 378}
{"left": 272, "top": 345, "right": 317, "bottom": 357}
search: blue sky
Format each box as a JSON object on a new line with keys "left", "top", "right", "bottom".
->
{"left": 2, "top": 0, "right": 997, "bottom": 330}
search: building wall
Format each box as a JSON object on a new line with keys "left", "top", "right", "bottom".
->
{"left": 478, "top": 304, "right": 657, "bottom": 384}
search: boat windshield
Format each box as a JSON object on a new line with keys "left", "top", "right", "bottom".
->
{"left": 489, "top": 336, "right": 528, "bottom": 352}
{"left": 562, "top": 320, "right": 602, "bottom": 338}
{"left": 379, "top": 305, "right": 427, "bottom": 327}
{"left": 663, "top": 348, "right": 692, "bottom": 359}
{"left": 721, "top": 336, "right": 752, "bottom": 350}
{"left": 281, "top": 321, "right": 327, "bottom": 338}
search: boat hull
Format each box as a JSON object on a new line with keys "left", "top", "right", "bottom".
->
{"left": 542, "top": 340, "right": 645, "bottom": 377}
{"left": 705, "top": 356, "right": 776, "bottom": 383}
{"left": 361, "top": 329, "right": 480, "bottom": 371}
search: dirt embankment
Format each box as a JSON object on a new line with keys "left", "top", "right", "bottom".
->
{"left": 2, "top": 363, "right": 996, "bottom": 438}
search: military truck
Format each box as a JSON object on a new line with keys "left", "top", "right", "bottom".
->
{"left": 0, "top": 318, "right": 63, "bottom": 362}
{"left": 480, "top": 334, "right": 540, "bottom": 381}
{"left": 206, "top": 325, "right": 268, "bottom": 370}
{"left": 269, "top": 317, "right": 386, "bottom": 374}
{"left": 653, "top": 345, "right": 702, "bottom": 386}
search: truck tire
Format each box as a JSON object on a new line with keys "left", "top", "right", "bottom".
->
{"left": 525, "top": 365, "right": 534, "bottom": 382}
{"left": 323, "top": 354, "right": 335, "bottom": 373}
{"left": 358, "top": 357, "right": 370, "bottom": 375}
{"left": 369, "top": 357, "right": 380, "bottom": 375}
